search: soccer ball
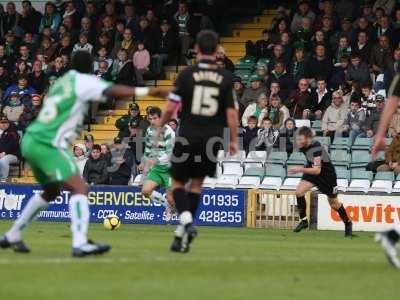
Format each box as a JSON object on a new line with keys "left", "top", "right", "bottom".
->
{"left": 103, "top": 214, "right": 121, "bottom": 230}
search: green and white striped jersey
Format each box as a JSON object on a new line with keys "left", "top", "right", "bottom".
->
{"left": 26, "top": 70, "right": 112, "bottom": 149}
{"left": 143, "top": 125, "right": 175, "bottom": 167}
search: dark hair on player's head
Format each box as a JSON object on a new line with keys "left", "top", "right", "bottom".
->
{"left": 148, "top": 106, "right": 162, "bottom": 117}
{"left": 196, "top": 30, "right": 219, "bottom": 55}
{"left": 298, "top": 126, "right": 313, "bottom": 138}
{"left": 92, "top": 144, "right": 101, "bottom": 151}
{"left": 71, "top": 50, "right": 93, "bottom": 74}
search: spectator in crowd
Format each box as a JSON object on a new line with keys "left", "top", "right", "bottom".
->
{"left": 37, "top": 37, "right": 56, "bottom": 65}
{"left": 304, "top": 44, "right": 333, "bottom": 84}
{"left": 365, "top": 95, "right": 385, "bottom": 137}
{"left": 108, "top": 137, "right": 133, "bottom": 185}
{"left": 84, "top": 134, "right": 94, "bottom": 157}
{"left": 278, "top": 118, "right": 296, "bottom": 155}
{"left": 242, "top": 93, "right": 269, "bottom": 127}
{"left": 0, "top": 44, "right": 14, "bottom": 72}
{"left": 115, "top": 102, "right": 149, "bottom": 138}
{"left": 4, "top": 31, "right": 18, "bottom": 58}
{"left": 268, "top": 94, "right": 289, "bottom": 129}
{"left": 384, "top": 48, "right": 400, "bottom": 91}
{"left": 233, "top": 76, "right": 245, "bottom": 116}
{"left": 94, "top": 61, "right": 112, "bottom": 81}
{"left": 112, "top": 28, "right": 136, "bottom": 59}
{"left": 46, "top": 56, "right": 66, "bottom": 79}
{"left": 127, "top": 119, "right": 145, "bottom": 177}
{"left": 111, "top": 49, "right": 136, "bottom": 85}
{"left": 242, "top": 115, "right": 259, "bottom": 154}
{"left": 19, "top": 93, "right": 41, "bottom": 130}
{"left": 123, "top": 3, "right": 138, "bottom": 32}
{"left": 255, "top": 63, "right": 269, "bottom": 88}
{"left": 168, "top": 119, "right": 178, "bottom": 132}
{"left": 3, "top": 2, "right": 20, "bottom": 35}
{"left": 321, "top": 90, "right": 347, "bottom": 141}
{"left": 39, "top": 1, "right": 61, "bottom": 35}
{"left": 153, "top": 19, "right": 177, "bottom": 76}
{"left": 20, "top": 0, "right": 43, "bottom": 35}
{"left": 83, "top": 144, "right": 109, "bottom": 185}
{"left": 29, "top": 60, "right": 48, "bottom": 94}
{"left": 255, "top": 117, "right": 279, "bottom": 152}
{"left": 174, "top": 1, "right": 195, "bottom": 64}
{"left": 133, "top": 41, "right": 151, "bottom": 86}
{"left": 334, "top": 36, "right": 352, "bottom": 65}
{"left": 18, "top": 44, "right": 33, "bottom": 68}
{"left": 376, "top": 136, "right": 400, "bottom": 174}
{"left": 291, "top": 1, "right": 316, "bottom": 33}
{"left": 63, "top": 1, "right": 81, "bottom": 29}
{"left": 2, "top": 92, "right": 24, "bottom": 128}
{"left": 293, "top": 16, "right": 314, "bottom": 52}
{"left": 345, "top": 53, "right": 371, "bottom": 86}
{"left": 388, "top": 106, "right": 400, "bottom": 137}
{"left": 268, "top": 44, "right": 286, "bottom": 70}
{"left": 80, "top": 17, "right": 96, "bottom": 45}
{"left": 73, "top": 143, "right": 87, "bottom": 176}
{"left": 342, "top": 98, "right": 366, "bottom": 145}
{"left": 352, "top": 31, "right": 372, "bottom": 64}
{"left": 95, "top": 32, "right": 113, "bottom": 54}
{"left": 361, "top": 84, "right": 376, "bottom": 112}
{"left": 255, "top": 29, "right": 274, "bottom": 61}
{"left": 12, "top": 60, "right": 30, "bottom": 83}
{"left": 216, "top": 46, "right": 235, "bottom": 73}
{"left": 307, "top": 78, "right": 332, "bottom": 120}
{"left": 100, "top": 144, "right": 112, "bottom": 166}
{"left": 289, "top": 47, "right": 306, "bottom": 83}
{"left": 93, "top": 47, "right": 113, "bottom": 72}
{"left": 0, "top": 65, "right": 11, "bottom": 99}
{"left": 286, "top": 78, "right": 312, "bottom": 119}
{"left": 266, "top": 61, "right": 294, "bottom": 100}
{"left": 330, "top": 55, "right": 349, "bottom": 90}
{"left": 240, "top": 75, "right": 265, "bottom": 108}
{"left": 135, "top": 17, "right": 158, "bottom": 55}
{"left": 72, "top": 33, "right": 93, "bottom": 54}
{"left": 374, "top": 15, "right": 395, "bottom": 45}
{"left": 371, "top": 35, "right": 393, "bottom": 74}
{"left": 0, "top": 115, "right": 19, "bottom": 182}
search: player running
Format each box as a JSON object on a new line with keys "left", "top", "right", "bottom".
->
{"left": 139, "top": 106, "right": 176, "bottom": 221}
{"left": 289, "top": 126, "right": 353, "bottom": 237}
{"left": 159, "top": 30, "right": 239, "bottom": 253}
{"left": 0, "top": 51, "right": 169, "bottom": 257}
{"left": 372, "top": 75, "right": 400, "bottom": 268}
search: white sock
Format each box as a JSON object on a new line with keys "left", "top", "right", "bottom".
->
{"left": 180, "top": 211, "right": 193, "bottom": 225}
{"left": 175, "top": 224, "right": 185, "bottom": 238}
{"left": 6, "top": 193, "right": 49, "bottom": 243}
{"left": 150, "top": 191, "right": 168, "bottom": 207}
{"left": 70, "top": 194, "right": 89, "bottom": 248}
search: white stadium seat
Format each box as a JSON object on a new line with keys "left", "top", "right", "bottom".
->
{"left": 260, "top": 177, "right": 283, "bottom": 190}
{"left": 237, "top": 176, "right": 261, "bottom": 189}
{"left": 244, "top": 161, "right": 263, "bottom": 170}
{"left": 393, "top": 181, "right": 400, "bottom": 193}
{"left": 347, "top": 179, "right": 371, "bottom": 193}
{"left": 281, "top": 178, "right": 301, "bottom": 190}
{"left": 369, "top": 180, "right": 393, "bottom": 193}
{"left": 223, "top": 150, "right": 246, "bottom": 162}
{"left": 202, "top": 176, "right": 217, "bottom": 189}
{"left": 295, "top": 119, "right": 311, "bottom": 128}
{"left": 215, "top": 175, "right": 239, "bottom": 188}
{"left": 337, "top": 179, "right": 349, "bottom": 192}
{"left": 222, "top": 161, "right": 243, "bottom": 176}
{"left": 246, "top": 151, "right": 267, "bottom": 162}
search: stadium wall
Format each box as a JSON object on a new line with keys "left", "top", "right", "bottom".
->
{"left": 0, "top": 184, "right": 398, "bottom": 232}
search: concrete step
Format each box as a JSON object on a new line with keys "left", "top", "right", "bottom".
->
{"left": 221, "top": 37, "right": 257, "bottom": 43}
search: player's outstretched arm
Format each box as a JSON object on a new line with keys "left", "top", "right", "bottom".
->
{"left": 226, "top": 107, "right": 239, "bottom": 156}
{"left": 371, "top": 95, "right": 399, "bottom": 159}
{"left": 104, "top": 85, "right": 172, "bottom": 99}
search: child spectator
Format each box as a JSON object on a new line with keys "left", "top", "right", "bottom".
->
{"left": 73, "top": 143, "right": 87, "bottom": 176}
{"left": 342, "top": 97, "right": 366, "bottom": 145}
{"left": 2, "top": 92, "right": 24, "bottom": 128}
{"left": 268, "top": 94, "right": 289, "bottom": 129}
{"left": 279, "top": 118, "right": 296, "bottom": 155}
{"left": 83, "top": 144, "right": 109, "bottom": 185}
{"left": 242, "top": 116, "right": 259, "bottom": 154}
{"left": 256, "top": 117, "right": 279, "bottom": 153}
{"left": 133, "top": 41, "right": 150, "bottom": 86}
{"left": 72, "top": 33, "right": 93, "bottom": 54}
{"left": 93, "top": 47, "right": 113, "bottom": 72}
{"left": 111, "top": 49, "right": 136, "bottom": 85}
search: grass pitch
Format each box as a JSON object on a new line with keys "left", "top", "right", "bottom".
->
{"left": 0, "top": 221, "right": 398, "bottom": 300}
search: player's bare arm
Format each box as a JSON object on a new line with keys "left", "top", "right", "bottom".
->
{"left": 103, "top": 85, "right": 172, "bottom": 99}
{"left": 226, "top": 107, "right": 239, "bottom": 155}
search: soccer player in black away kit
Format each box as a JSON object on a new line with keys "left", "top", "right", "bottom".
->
{"left": 372, "top": 74, "right": 400, "bottom": 268}
{"left": 288, "top": 127, "right": 353, "bottom": 236}
{"left": 159, "top": 30, "right": 239, "bottom": 253}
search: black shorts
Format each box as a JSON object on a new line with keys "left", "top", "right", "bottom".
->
{"left": 170, "top": 136, "right": 221, "bottom": 183}
{"left": 301, "top": 173, "right": 338, "bottom": 197}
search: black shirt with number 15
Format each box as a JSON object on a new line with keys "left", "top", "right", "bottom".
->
{"left": 168, "top": 60, "right": 238, "bottom": 139}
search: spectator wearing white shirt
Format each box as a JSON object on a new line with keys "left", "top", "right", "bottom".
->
{"left": 72, "top": 33, "right": 93, "bottom": 54}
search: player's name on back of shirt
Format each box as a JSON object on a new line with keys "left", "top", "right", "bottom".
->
{"left": 193, "top": 71, "right": 223, "bottom": 84}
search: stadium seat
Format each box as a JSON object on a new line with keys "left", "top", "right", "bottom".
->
{"left": 350, "top": 151, "right": 371, "bottom": 170}
{"left": 246, "top": 151, "right": 268, "bottom": 162}
{"left": 261, "top": 165, "right": 286, "bottom": 189}
{"left": 281, "top": 177, "right": 301, "bottom": 190}
{"left": 203, "top": 177, "right": 217, "bottom": 189}
{"left": 336, "top": 169, "right": 350, "bottom": 192}
{"left": 265, "top": 151, "right": 287, "bottom": 166}
{"left": 330, "top": 150, "right": 350, "bottom": 168}
{"left": 392, "top": 180, "right": 400, "bottom": 193}
{"left": 369, "top": 172, "right": 395, "bottom": 193}
{"left": 352, "top": 138, "right": 372, "bottom": 151}
{"left": 244, "top": 161, "right": 263, "bottom": 170}
{"left": 238, "top": 167, "right": 265, "bottom": 188}
{"left": 313, "top": 136, "right": 331, "bottom": 148}
{"left": 375, "top": 172, "right": 395, "bottom": 181}
{"left": 287, "top": 152, "right": 306, "bottom": 164}
{"left": 244, "top": 167, "right": 265, "bottom": 177}
{"left": 295, "top": 119, "right": 311, "bottom": 128}
{"left": 311, "top": 120, "right": 322, "bottom": 130}
{"left": 260, "top": 177, "right": 283, "bottom": 190}
{"left": 215, "top": 175, "right": 239, "bottom": 189}
{"left": 330, "top": 137, "right": 351, "bottom": 151}
{"left": 222, "top": 161, "right": 243, "bottom": 176}
{"left": 222, "top": 150, "right": 246, "bottom": 162}
{"left": 347, "top": 170, "right": 373, "bottom": 192}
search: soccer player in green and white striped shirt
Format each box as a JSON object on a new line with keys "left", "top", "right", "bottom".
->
{"left": 0, "top": 51, "right": 170, "bottom": 257}
{"left": 139, "top": 107, "right": 176, "bottom": 221}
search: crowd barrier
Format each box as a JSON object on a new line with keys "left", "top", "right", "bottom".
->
{"left": 0, "top": 184, "right": 399, "bottom": 232}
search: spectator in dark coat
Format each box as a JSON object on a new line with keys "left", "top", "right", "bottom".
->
{"left": 110, "top": 49, "right": 136, "bottom": 85}
{"left": 0, "top": 65, "right": 11, "bottom": 100}
{"left": 83, "top": 144, "right": 109, "bottom": 185}
{"left": 370, "top": 35, "right": 393, "bottom": 74}
{"left": 364, "top": 96, "right": 385, "bottom": 137}
{"left": 241, "top": 116, "right": 259, "bottom": 154}
{"left": 153, "top": 19, "right": 177, "bottom": 75}
{"left": 115, "top": 102, "right": 149, "bottom": 139}
{"left": 216, "top": 46, "right": 235, "bottom": 73}
{"left": 286, "top": 78, "right": 312, "bottom": 119}
{"left": 0, "top": 44, "right": 14, "bottom": 73}
{"left": 278, "top": 118, "right": 296, "bottom": 155}
{"left": 266, "top": 61, "right": 294, "bottom": 100}
{"left": 0, "top": 115, "right": 19, "bottom": 182}
{"left": 20, "top": 0, "right": 42, "bottom": 35}
{"left": 19, "top": 94, "right": 41, "bottom": 130}
{"left": 306, "top": 78, "right": 332, "bottom": 120}
{"left": 108, "top": 137, "right": 134, "bottom": 185}
{"left": 329, "top": 55, "right": 349, "bottom": 90}
{"left": 255, "top": 29, "right": 274, "bottom": 60}
{"left": 29, "top": 60, "right": 48, "bottom": 94}
{"left": 289, "top": 47, "right": 306, "bottom": 84}
{"left": 352, "top": 31, "right": 372, "bottom": 65}
{"left": 240, "top": 75, "right": 265, "bottom": 108}
{"left": 304, "top": 44, "right": 333, "bottom": 83}
{"left": 345, "top": 54, "right": 371, "bottom": 86}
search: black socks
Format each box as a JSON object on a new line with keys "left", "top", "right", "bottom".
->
{"left": 388, "top": 230, "right": 400, "bottom": 243}
{"left": 336, "top": 204, "right": 350, "bottom": 223}
{"left": 296, "top": 196, "right": 307, "bottom": 219}
{"left": 172, "top": 189, "right": 201, "bottom": 217}
{"left": 187, "top": 192, "right": 201, "bottom": 216}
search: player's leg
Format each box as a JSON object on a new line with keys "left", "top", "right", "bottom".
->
{"left": 63, "top": 175, "right": 111, "bottom": 257}
{"left": 327, "top": 196, "right": 353, "bottom": 237}
{"left": 0, "top": 181, "right": 61, "bottom": 253}
{"left": 375, "top": 225, "right": 400, "bottom": 268}
{"left": 293, "top": 180, "right": 314, "bottom": 232}
{"left": 143, "top": 167, "right": 168, "bottom": 207}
